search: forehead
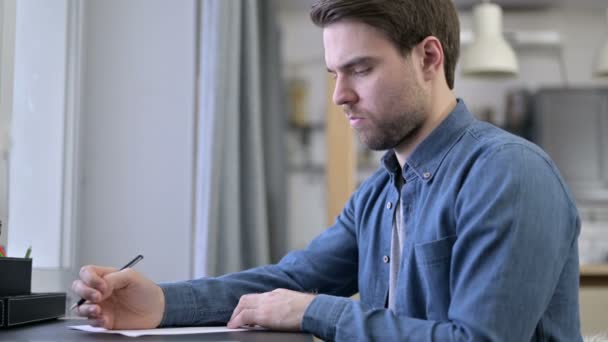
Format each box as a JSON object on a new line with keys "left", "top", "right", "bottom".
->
{"left": 323, "top": 20, "right": 399, "bottom": 69}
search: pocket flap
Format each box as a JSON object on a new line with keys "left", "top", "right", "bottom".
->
{"left": 414, "top": 235, "right": 457, "bottom": 266}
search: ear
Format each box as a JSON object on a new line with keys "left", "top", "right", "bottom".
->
{"left": 412, "top": 36, "right": 444, "bottom": 83}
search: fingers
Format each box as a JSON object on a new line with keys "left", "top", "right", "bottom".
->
{"left": 227, "top": 308, "right": 257, "bottom": 329}
{"left": 71, "top": 279, "right": 102, "bottom": 305}
{"left": 228, "top": 296, "right": 246, "bottom": 324}
{"left": 229, "top": 293, "right": 260, "bottom": 323}
{"left": 76, "top": 303, "right": 102, "bottom": 319}
{"left": 75, "top": 303, "right": 115, "bottom": 329}
{"left": 228, "top": 289, "right": 314, "bottom": 331}
{"left": 71, "top": 265, "right": 120, "bottom": 304}
{"left": 75, "top": 302, "right": 108, "bottom": 328}
{"left": 228, "top": 293, "right": 276, "bottom": 329}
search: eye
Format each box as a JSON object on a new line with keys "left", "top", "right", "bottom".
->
{"left": 353, "top": 67, "right": 371, "bottom": 76}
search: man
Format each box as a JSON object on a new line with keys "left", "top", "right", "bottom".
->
{"left": 72, "top": 0, "right": 582, "bottom": 340}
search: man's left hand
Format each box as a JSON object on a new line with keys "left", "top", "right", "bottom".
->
{"left": 227, "top": 288, "right": 316, "bottom": 331}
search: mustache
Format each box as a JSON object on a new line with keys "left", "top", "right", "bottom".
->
{"left": 343, "top": 105, "right": 367, "bottom": 118}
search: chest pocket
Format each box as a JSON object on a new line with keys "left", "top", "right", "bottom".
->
{"left": 414, "top": 234, "right": 457, "bottom": 321}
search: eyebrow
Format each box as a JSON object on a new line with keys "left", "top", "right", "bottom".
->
{"left": 326, "top": 56, "right": 377, "bottom": 73}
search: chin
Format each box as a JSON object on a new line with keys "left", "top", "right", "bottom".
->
{"left": 359, "top": 138, "right": 392, "bottom": 151}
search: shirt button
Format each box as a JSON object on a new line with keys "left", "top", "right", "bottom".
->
{"left": 386, "top": 202, "right": 393, "bottom": 210}
{"left": 423, "top": 172, "right": 431, "bottom": 179}
{"left": 383, "top": 255, "right": 390, "bottom": 263}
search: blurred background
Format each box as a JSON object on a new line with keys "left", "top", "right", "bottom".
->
{"left": 0, "top": 0, "right": 607, "bottom": 335}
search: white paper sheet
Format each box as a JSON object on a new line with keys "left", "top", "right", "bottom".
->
{"left": 68, "top": 324, "right": 249, "bottom": 337}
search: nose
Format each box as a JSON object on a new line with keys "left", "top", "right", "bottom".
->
{"left": 332, "top": 77, "right": 358, "bottom": 106}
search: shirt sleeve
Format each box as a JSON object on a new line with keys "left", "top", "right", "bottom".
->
{"left": 159, "top": 189, "right": 360, "bottom": 327}
{"left": 302, "top": 144, "right": 581, "bottom": 341}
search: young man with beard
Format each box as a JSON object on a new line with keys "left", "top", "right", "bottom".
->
{"left": 72, "top": 0, "right": 582, "bottom": 340}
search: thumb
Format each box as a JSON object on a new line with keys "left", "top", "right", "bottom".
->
{"left": 102, "top": 269, "right": 138, "bottom": 299}
{"left": 87, "top": 265, "right": 119, "bottom": 277}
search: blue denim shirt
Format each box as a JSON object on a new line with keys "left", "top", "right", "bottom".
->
{"left": 160, "top": 100, "right": 581, "bottom": 341}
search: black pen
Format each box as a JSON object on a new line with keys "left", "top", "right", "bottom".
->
{"left": 70, "top": 254, "right": 144, "bottom": 311}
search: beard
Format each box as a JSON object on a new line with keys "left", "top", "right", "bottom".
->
{"left": 348, "top": 84, "right": 427, "bottom": 151}
{"left": 356, "top": 109, "right": 426, "bottom": 151}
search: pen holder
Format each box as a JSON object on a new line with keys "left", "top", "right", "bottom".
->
{"left": 0, "top": 257, "right": 32, "bottom": 296}
{"left": 0, "top": 257, "right": 66, "bottom": 328}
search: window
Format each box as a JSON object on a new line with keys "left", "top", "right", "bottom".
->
{"left": 2, "top": 0, "right": 80, "bottom": 292}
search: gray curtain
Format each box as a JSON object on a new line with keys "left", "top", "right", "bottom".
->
{"left": 194, "top": 0, "right": 287, "bottom": 277}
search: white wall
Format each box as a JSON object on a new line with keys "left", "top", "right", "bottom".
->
{"left": 77, "top": 0, "right": 197, "bottom": 283}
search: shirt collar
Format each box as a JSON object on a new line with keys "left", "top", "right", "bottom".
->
{"left": 381, "top": 99, "right": 474, "bottom": 182}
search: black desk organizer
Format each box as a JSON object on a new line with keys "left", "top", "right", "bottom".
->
{"left": 0, "top": 257, "right": 66, "bottom": 328}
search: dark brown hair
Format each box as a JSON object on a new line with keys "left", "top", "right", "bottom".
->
{"left": 310, "top": 0, "right": 460, "bottom": 89}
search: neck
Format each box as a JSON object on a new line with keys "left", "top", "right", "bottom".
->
{"left": 393, "top": 87, "right": 457, "bottom": 168}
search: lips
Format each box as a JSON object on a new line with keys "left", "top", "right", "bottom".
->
{"left": 347, "top": 115, "right": 365, "bottom": 128}
{"left": 345, "top": 108, "right": 367, "bottom": 127}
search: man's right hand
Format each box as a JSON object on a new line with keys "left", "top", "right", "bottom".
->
{"left": 71, "top": 265, "right": 165, "bottom": 330}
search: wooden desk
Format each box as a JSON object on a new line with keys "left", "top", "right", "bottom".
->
{"left": 1, "top": 319, "right": 314, "bottom": 341}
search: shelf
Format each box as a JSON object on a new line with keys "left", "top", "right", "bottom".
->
{"left": 581, "top": 264, "right": 608, "bottom": 276}
{"left": 580, "top": 264, "right": 608, "bottom": 287}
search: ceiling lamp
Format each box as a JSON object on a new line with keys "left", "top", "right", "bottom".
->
{"left": 594, "top": 8, "right": 608, "bottom": 77}
{"left": 461, "top": 0, "right": 519, "bottom": 77}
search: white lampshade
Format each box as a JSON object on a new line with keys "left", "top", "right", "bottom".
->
{"left": 594, "top": 9, "right": 608, "bottom": 77}
{"left": 461, "top": 2, "right": 518, "bottom": 77}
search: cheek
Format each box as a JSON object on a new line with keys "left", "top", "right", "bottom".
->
{"left": 376, "top": 80, "right": 409, "bottom": 113}
{"left": 355, "top": 77, "right": 384, "bottom": 110}
{"left": 354, "top": 74, "right": 413, "bottom": 116}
